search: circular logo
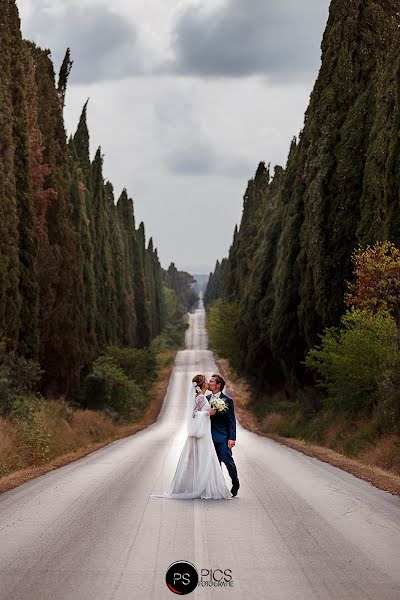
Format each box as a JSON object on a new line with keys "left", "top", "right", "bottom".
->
{"left": 166, "top": 560, "right": 198, "bottom": 595}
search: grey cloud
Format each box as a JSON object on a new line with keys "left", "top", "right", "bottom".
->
{"left": 165, "top": 142, "right": 217, "bottom": 176}
{"left": 164, "top": 143, "right": 252, "bottom": 178}
{"left": 24, "top": 3, "right": 143, "bottom": 84}
{"left": 169, "top": 0, "right": 329, "bottom": 80}
{"left": 155, "top": 96, "right": 253, "bottom": 177}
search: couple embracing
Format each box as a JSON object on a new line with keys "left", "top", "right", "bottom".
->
{"left": 151, "top": 374, "right": 240, "bottom": 500}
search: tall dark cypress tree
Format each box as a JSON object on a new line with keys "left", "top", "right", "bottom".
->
{"left": 26, "top": 41, "right": 84, "bottom": 396}
{"left": 90, "top": 147, "right": 111, "bottom": 348}
{"left": 103, "top": 181, "right": 119, "bottom": 344}
{"left": 0, "top": 1, "right": 22, "bottom": 353}
{"left": 70, "top": 102, "right": 97, "bottom": 354}
{"left": 68, "top": 140, "right": 96, "bottom": 366}
{"left": 133, "top": 222, "right": 151, "bottom": 348}
{"left": 151, "top": 244, "right": 165, "bottom": 336}
{"left": 73, "top": 100, "right": 91, "bottom": 186}
{"left": 57, "top": 47, "right": 73, "bottom": 112}
{"left": 145, "top": 238, "right": 164, "bottom": 338}
{"left": 9, "top": 4, "right": 40, "bottom": 360}
{"left": 116, "top": 190, "right": 138, "bottom": 346}
{"left": 106, "top": 185, "right": 133, "bottom": 346}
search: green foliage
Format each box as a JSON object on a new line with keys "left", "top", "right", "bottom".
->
{"left": 104, "top": 345, "right": 157, "bottom": 384}
{"left": 81, "top": 344, "right": 160, "bottom": 418}
{"left": 150, "top": 285, "right": 189, "bottom": 352}
{"left": 0, "top": 338, "right": 43, "bottom": 416}
{"left": 163, "top": 263, "right": 197, "bottom": 313}
{"left": 375, "top": 356, "right": 400, "bottom": 433}
{"left": 91, "top": 355, "right": 145, "bottom": 419}
{"left": 305, "top": 308, "right": 398, "bottom": 416}
{"left": 16, "top": 414, "right": 51, "bottom": 464}
{"left": 150, "top": 323, "right": 186, "bottom": 353}
{"left": 204, "top": 258, "right": 229, "bottom": 307}
{"left": 5, "top": 394, "right": 44, "bottom": 422}
{"left": 5, "top": 393, "right": 51, "bottom": 465}
{"left": 341, "top": 415, "right": 388, "bottom": 457}
{"left": 207, "top": 299, "right": 241, "bottom": 371}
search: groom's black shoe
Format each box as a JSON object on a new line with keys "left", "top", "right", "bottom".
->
{"left": 231, "top": 480, "right": 240, "bottom": 497}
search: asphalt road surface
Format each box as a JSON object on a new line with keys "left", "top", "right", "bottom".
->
{"left": 1, "top": 300, "right": 400, "bottom": 600}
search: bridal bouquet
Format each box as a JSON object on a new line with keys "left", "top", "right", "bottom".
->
{"left": 210, "top": 397, "right": 228, "bottom": 414}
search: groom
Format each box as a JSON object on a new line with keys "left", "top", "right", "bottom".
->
{"left": 207, "top": 374, "right": 240, "bottom": 497}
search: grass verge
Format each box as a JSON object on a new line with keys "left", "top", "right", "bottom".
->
{"left": 0, "top": 350, "right": 176, "bottom": 495}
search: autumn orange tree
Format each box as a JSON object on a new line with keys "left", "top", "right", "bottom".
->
{"left": 345, "top": 241, "right": 400, "bottom": 349}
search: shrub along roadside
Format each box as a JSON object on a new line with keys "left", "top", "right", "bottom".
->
{"left": 206, "top": 304, "right": 400, "bottom": 476}
{"left": 305, "top": 308, "right": 399, "bottom": 419}
{"left": 0, "top": 346, "right": 177, "bottom": 481}
{"left": 0, "top": 324, "right": 185, "bottom": 480}
{"left": 78, "top": 347, "right": 157, "bottom": 421}
{"left": 244, "top": 308, "right": 400, "bottom": 474}
{"left": 205, "top": 242, "right": 400, "bottom": 476}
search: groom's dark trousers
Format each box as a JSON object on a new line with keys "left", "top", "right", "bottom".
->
{"left": 208, "top": 392, "right": 239, "bottom": 486}
{"left": 213, "top": 441, "right": 238, "bottom": 485}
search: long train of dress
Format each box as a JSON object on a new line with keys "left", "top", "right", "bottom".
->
{"left": 150, "top": 393, "right": 232, "bottom": 500}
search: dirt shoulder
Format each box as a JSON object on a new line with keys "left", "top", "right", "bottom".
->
{"left": 216, "top": 357, "right": 400, "bottom": 497}
{"left": 0, "top": 359, "right": 175, "bottom": 496}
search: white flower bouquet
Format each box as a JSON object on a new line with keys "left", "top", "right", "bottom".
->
{"left": 210, "top": 397, "right": 228, "bottom": 414}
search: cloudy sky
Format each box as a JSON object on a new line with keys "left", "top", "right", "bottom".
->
{"left": 17, "top": 0, "right": 330, "bottom": 274}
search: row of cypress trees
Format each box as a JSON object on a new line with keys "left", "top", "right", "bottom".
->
{"left": 0, "top": 1, "right": 190, "bottom": 399}
{"left": 205, "top": 0, "right": 400, "bottom": 393}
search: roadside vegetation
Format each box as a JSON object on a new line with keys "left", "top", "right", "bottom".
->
{"left": 207, "top": 242, "right": 400, "bottom": 476}
{"left": 0, "top": 275, "right": 197, "bottom": 481}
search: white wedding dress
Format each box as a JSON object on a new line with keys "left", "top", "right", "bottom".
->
{"left": 151, "top": 391, "right": 232, "bottom": 500}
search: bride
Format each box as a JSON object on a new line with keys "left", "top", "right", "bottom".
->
{"left": 151, "top": 374, "right": 232, "bottom": 500}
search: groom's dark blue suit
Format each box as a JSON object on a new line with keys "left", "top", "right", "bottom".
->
{"left": 207, "top": 391, "right": 239, "bottom": 490}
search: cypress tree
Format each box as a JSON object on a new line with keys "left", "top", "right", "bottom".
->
{"left": 73, "top": 100, "right": 91, "bottom": 186}
{"left": 90, "top": 148, "right": 121, "bottom": 348}
{"left": 57, "top": 47, "right": 73, "bottom": 112}
{"left": 0, "top": 1, "right": 22, "bottom": 352}
{"left": 103, "top": 181, "right": 119, "bottom": 344}
{"left": 145, "top": 238, "right": 164, "bottom": 338}
{"left": 9, "top": 5, "right": 40, "bottom": 360}
{"left": 68, "top": 140, "right": 96, "bottom": 366}
{"left": 133, "top": 222, "right": 151, "bottom": 348}
{"left": 26, "top": 41, "right": 84, "bottom": 396}
{"left": 116, "top": 190, "right": 138, "bottom": 345}
{"left": 106, "top": 185, "right": 133, "bottom": 346}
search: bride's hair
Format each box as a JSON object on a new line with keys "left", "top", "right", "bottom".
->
{"left": 192, "top": 374, "right": 206, "bottom": 392}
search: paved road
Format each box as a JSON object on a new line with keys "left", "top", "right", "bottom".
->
{"left": 1, "top": 301, "right": 400, "bottom": 599}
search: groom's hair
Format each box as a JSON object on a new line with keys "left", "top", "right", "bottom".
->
{"left": 212, "top": 374, "right": 225, "bottom": 392}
